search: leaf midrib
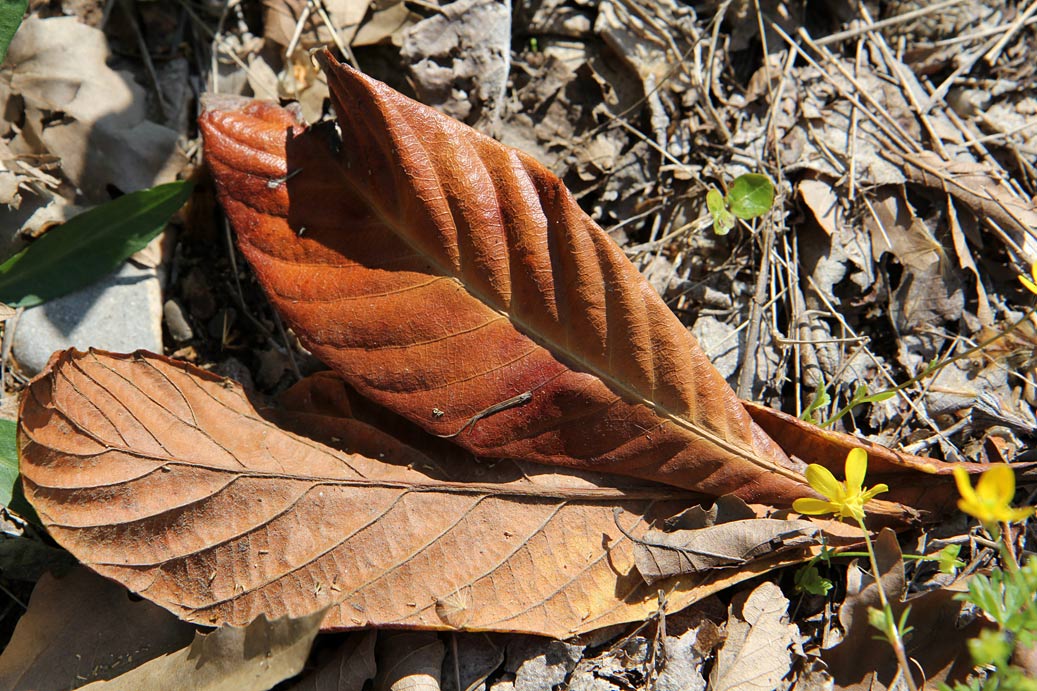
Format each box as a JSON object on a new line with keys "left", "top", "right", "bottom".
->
{"left": 308, "top": 102, "right": 804, "bottom": 488}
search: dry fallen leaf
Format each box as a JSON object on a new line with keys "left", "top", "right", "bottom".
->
{"left": 199, "top": 50, "right": 824, "bottom": 507}
{"left": 263, "top": 0, "right": 415, "bottom": 49}
{"left": 888, "top": 150, "right": 1037, "bottom": 261}
{"left": 0, "top": 568, "right": 194, "bottom": 691}
{"left": 78, "top": 609, "right": 326, "bottom": 691}
{"left": 375, "top": 632, "right": 443, "bottom": 691}
{"left": 19, "top": 349, "right": 810, "bottom": 637}
{"left": 709, "top": 581, "right": 800, "bottom": 691}
{"left": 3, "top": 15, "right": 185, "bottom": 202}
{"left": 400, "top": 0, "right": 511, "bottom": 132}
{"left": 285, "top": 631, "right": 376, "bottom": 691}
{"left": 197, "top": 51, "right": 996, "bottom": 522}
{"left": 632, "top": 515, "right": 819, "bottom": 584}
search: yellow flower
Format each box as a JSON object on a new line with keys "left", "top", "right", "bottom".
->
{"left": 1019, "top": 260, "right": 1037, "bottom": 294}
{"left": 793, "top": 448, "right": 889, "bottom": 521}
{"left": 953, "top": 465, "right": 1034, "bottom": 525}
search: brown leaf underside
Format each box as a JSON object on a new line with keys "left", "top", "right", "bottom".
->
{"left": 18, "top": 349, "right": 808, "bottom": 636}
{"left": 199, "top": 50, "right": 816, "bottom": 506}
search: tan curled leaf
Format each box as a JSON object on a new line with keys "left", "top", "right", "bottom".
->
{"left": 709, "top": 582, "right": 799, "bottom": 691}
{"left": 19, "top": 349, "right": 807, "bottom": 637}
{"left": 198, "top": 50, "right": 816, "bottom": 507}
{"left": 80, "top": 609, "right": 326, "bottom": 691}
{"left": 0, "top": 568, "right": 194, "bottom": 691}
{"left": 632, "top": 517, "right": 819, "bottom": 584}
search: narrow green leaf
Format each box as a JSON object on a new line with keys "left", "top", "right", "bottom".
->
{"left": 0, "top": 181, "right": 193, "bottom": 308}
{"left": 0, "top": 418, "right": 15, "bottom": 507}
{"left": 726, "top": 173, "right": 775, "bottom": 220}
{"left": 0, "top": 0, "right": 27, "bottom": 64}
{"left": 858, "top": 389, "right": 898, "bottom": 405}
{"left": 0, "top": 417, "right": 34, "bottom": 521}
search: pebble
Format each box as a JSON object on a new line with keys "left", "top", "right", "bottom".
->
{"left": 12, "top": 261, "right": 163, "bottom": 376}
{"left": 163, "top": 298, "right": 193, "bottom": 342}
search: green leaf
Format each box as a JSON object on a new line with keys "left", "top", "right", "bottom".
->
{"left": 0, "top": 0, "right": 27, "bottom": 65}
{"left": 937, "top": 544, "right": 964, "bottom": 574}
{"left": 800, "top": 377, "right": 831, "bottom": 422}
{"left": 967, "top": 628, "right": 1012, "bottom": 667}
{"left": 707, "top": 188, "right": 735, "bottom": 235}
{"left": 726, "top": 173, "right": 775, "bottom": 220}
{"left": 0, "top": 418, "right": 16, "bottom": 507}
{"left": 706, "top": 187, "right": 726, "bottom": 217}
{"left": 794, "top": 564, "right": 833, "bottom": 596}
{"left": 0, "top": 181, "right": 193, "bottom": 308}
{"left": 867, "top": 605, "right": 890, "bottom": 633}
{"left": 0, "top": 417, "right": 36, "bottom": 522}
{"left": 857, "top": 388, "right": 898, "bottom": 405}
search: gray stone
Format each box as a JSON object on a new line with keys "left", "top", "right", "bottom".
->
{"left": 12, "top": 261, "right": 162, "bottom": 375}
{"left": 163, "top": 298, "right": 193, "bottom": 343}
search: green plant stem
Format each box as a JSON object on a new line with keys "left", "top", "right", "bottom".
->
{"left": 821, "top": 305, "right": 1037, "bottom": 427}
{"left": 836, "top": 551, "right": 931, "bottom": 562}
{"left": 857, "top": 519, "right": 920, "bottom": 691}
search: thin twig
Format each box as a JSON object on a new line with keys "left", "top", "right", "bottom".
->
{"left": 814, "top": 0, "right": 965, "bottom": 46}
{"left": 736, "top": 222, "right": 774, "bottom": 399}
{"left": 983, "top": 0, "right": 1037, "bottom": 65}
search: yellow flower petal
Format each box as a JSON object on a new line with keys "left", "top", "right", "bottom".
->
{"left": 793, "top": 498, "right": 840, "bottom": 516}
{"left": 954, "top": 465, "right": 1034, "bottom": 525}
{"left": 805, "top": 464, "right": 843, "bottom": 501}
{"left": 953, "top": 466, "right": 978, "bottom": 504}
{"left": 845, "top": 447, "right": 867, "bottom": 492}
{"left": 861, "top": 483, "right": 889, "bottom": 502}
{"left": 1005, "top": 506, "right": 1036, "bottom": 522}
{"left": 1021, "top": 261, "right": 1037, "bottom": 294}
{"left": 956, "top": 496, "right": 984, "bottom": 521}
{"left": 976, "top": 464, "right": 1015, "bottom": 505}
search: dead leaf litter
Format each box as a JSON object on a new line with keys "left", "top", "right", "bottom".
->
{"left": 2, "top": 1, "right": 1037, "bottom": 689}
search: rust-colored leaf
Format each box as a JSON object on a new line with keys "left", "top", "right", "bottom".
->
{"left": 198, "top": 51, "right": 817, "bottom": 506}
{"left": 19, "top": 349, "right": 811, "bottom": 637}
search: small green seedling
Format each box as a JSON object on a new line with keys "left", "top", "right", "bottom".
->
{"left": 794, "top": 563, "right": 833, "bottom": 597}
{"left": 706, "top": 173, "right": 776, "bottom": 235}
{"left": 799, "top": 377, "right": 831, "bottom": 422}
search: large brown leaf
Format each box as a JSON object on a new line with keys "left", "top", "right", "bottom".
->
{"left": 198, "top": 50, "right": 817, "bottom": 506}
{"left": 19, "top": 349, "right": 812, "bottom": 636}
